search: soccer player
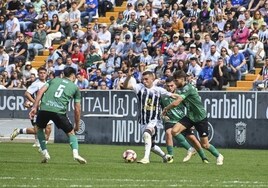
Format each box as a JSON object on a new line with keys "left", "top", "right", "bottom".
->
{"left": 162, "top": 70, "right": 224, "bottom": 165}
{"left": 123, "top": 69, "right": 175, "bottom": 164}
{"left": 29, "top": 67, "right": 87, "bottom": 164}
{"left": 10, "top": 67, "right": 52, "bottom": 147}
{"left": 160, "top": 76, "right": 209, "bottom": 163}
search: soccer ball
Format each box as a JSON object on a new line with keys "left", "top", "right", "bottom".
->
{"left": 122, "top": 149, "right": 137, "bottom": 163}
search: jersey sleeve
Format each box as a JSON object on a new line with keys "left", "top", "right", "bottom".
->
{"left": 178, "top": 84, "right": 192, "bottom": 100}
{"left": 73, "top": 87, "right": 81, "bottom": 103}
{"left": 159, "top": 87, "right": 172, "bottom": 97}
{"left": 26, "top": 82, "right": 38, "bottom": 95}
{"left": 133, "top": 83, "right": 142, "bottom": 94}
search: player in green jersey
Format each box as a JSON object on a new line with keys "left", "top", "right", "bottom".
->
{"left": 160, "top": 76, "right": 209, "bottom": 163}
{"left": 29, "top": 67, "right": 87, "bottom": 164}
{"left": 162, "top": 70, "right": 224, "bottom": 165}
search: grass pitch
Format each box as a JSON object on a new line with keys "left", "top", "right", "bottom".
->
{"left": 0, "top": 143, "right": 267, "bottom": 187}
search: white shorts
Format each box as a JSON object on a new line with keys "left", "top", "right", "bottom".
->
{"left": 140, "top": 119, "right": 163, "bottom": 135}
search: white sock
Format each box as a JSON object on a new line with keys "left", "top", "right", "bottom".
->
{"left": 73, "top": 149, "right": 79, "bottom": 158}
{"left": 151, "top": 145, "right": 166, "bottom": 158}
{"left": 42, "top": 149, "right": 48, "bottom": 154}
{"left": 143, "top": 132, "right": 152, "bottom": 160}
{"left": 22, "top": 128, "right": 27, "bottom": 134}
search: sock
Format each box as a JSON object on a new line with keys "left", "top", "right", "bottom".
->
{"left": 197, "top": 148, "right": 207, "bottom": 160}
{"left": 166, "top": 145, "right": 173, "bottom": 155}
{"left": 151, "top": 145, "right": 166, "bottom": 158}
{"left": 143, "top": 132, "right": 152, "bottom": 160}
{"left": 37, "top": 129, "right": 46, "bottom": 150}
{"left": 174, "top": 134, "right": 191, "bottom": 150}
{"left": 69, "top": 134, "right": 79, "bottom": 150}
{"left": 207, "top": 145, "right": 220, "bottom": 158}
{"left": 22, "top": 128, "right": 27, "bottom": 134}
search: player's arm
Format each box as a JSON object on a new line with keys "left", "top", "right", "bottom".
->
{"left": 73, "top": 102, "right": 81, "bottom": 132}
{"left": 29, "top": 84, "right": 48, "bottom": 119}
{"left": 123, "top": 68, "right": 135, "bottom": 90}
{"left": 162, "top": 95, "right": 183, "bottom": 116}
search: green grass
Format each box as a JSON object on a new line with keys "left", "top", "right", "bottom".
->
{"left": 0, "top": 143, "right": 267, "bottom": 187}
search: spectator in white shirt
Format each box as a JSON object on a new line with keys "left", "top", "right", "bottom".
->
{"left": 98, "top": 23, "right": 111, "bottom": 53}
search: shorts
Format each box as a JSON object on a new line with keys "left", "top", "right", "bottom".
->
{"left": 31, "top": 115, "right": 53, "bottom": 126}
{"left": 36, "top": 110, "right": 73, "bottom": 134}
{"left": 140, "top": 119, "right": 158, "bottom": 136}
{"left": 179, "top": 116, "right": 209, "bottom": 137}
{"left": 165, "top": 122, "right": 194, "bottom": 136}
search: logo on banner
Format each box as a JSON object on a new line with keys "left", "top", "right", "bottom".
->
{"left": 235, "top": 121, "right": 247, "bottom": 145}
{"left": 76, "top": 119, "right": 86, "bottom": 142}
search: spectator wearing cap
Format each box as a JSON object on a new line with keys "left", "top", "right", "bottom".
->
{"left": 58, "top": 4, "right": 69, "bottom": 36}
{"left": 215, "top": 32, "right": 229, "bottom": 54}
{"left": 97, "top": 23, "right": 111, "bottom": 53}
{"left": 44, "top": 14, "right": 61, "bottom": 49}
{"left": 28, "top": 23, "right": 46, "bottom": 59}
{"left": 205, "top": 44, "right": 221, "bottom": 67}
{"left": 201, "top": 34, "right": 215, "bottom": 56}
{"left": 251, "top": 10, "right": 265, "bottom": 30}
{"left": 196, "top": 58, "right": 214, "bottom": 90}
{"left": 167, "top": 33, "right": 182, "bottom": 52}
{"left": 15, "top": 3, "right": 27, "bottom": 22}
{"left": 187, "top": 57, "right": 202, "bottom": 80}
{"left": 20, "top": 4, "right": 38, "bottom": 32}
{"left": 33, "top": 0, "right": 46, "bottom": 14}
{"left": 232, "top": 18, "right": 250, "bottom": 48}
{"left": 123, "top": 3, "right": 136, "bottom": 22}
{"left": 188, "top": 2, "right": 200, "bottom": 18}
{"left": 120, "top": 24, "right": 133, "bottom": 42}
{"left": 128, "top": 12, "right": 138, "bottom": 33}
{"left": 228, "top": 45, "right": 247, "bottom": 81}
{"left": 132, "top": 35, "right": 147, "bottom": 56}
{"left": 243, "top": 33, "right": 265, "bottom": 73}
{"left": 186, "top": 44, "right": 198, "bottom": 61}
{"left": 136, "top": 12, "right": 149, "bottom": 34}
{"left": 225, "top": 10, "right": 238, "bottom": 31}
{"left": 258, "top": 22, "right": 268, "bottom": 56}
{"left": 150, "top": 14, "right": 160, "bottom": 33}
{"left": 7, "top": 0, "right": 21, "bottom": 14}
{"left": 47, "top": 3, "right": 58, "bottom": 20}
{"left": 68, "top": 1, "right": 81, "bottom": 28}
{"left": 21, "top": 61, "right": 38, "bottom": 80}
{"left": 165, "top": 22, "right": 176, "bottom": 41}
{"left": 4, "top": 13, "right": 20, "bottom": 40}
{"left": 182, "top": 33, "right": 193, "bottom": 51}
{"left": 81, "top": 0, "right": 98, "bottom": 24}
{"left": 237, "top": 7, "right": 246, "bottom": 21}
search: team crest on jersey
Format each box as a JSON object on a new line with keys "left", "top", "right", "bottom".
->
{"left": 235, "top": 121, "right": 247, "bottom": 145}
{"left": 76, "top": 119, "right": 86, "bottom": 134}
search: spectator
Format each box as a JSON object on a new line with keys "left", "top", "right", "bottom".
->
{"left": 98, "top": 23, "right": 112, "bottom": 53}
{"left": 68, "top": 1, "right": 81, "bottom": 28}
{"left": 132, "top": 35, "right": 147, "bottom": 56}
{"left": 215, "top": 32, "right": 229, "bottom": 53}
{"left": 71, "top": 45, "right": 85, "bottom": 64}
{"left": 113, "top": 70, "right": 126, "bottom": 90}
{"left": 20, "top": 4, "right": 38, "bottom": 32}
{"left": 0, "top": 46, "right": 9, "bottom": 74}
{"left": 228, "top": 45, "right": 247, "bottom": 81}
{"left": 187, "top": 57, "right": 202, "bottom": 81}
{"left": 8, "top": 71, "right": 25, "bottom": 89}
{"left": 44, "top": 14, "right": 61, "bottom": 49}
{"left": 205, "top": 44, "right": 220, "bottom": 67}
{"left": 202, "top": 34, "right": 215, "bottom": 56}
{"left": 81, "top": 0, "right": 98, "bottom": 25}
{"left": 196, "top": 58, "right": 214, "bottom": 90}
{"left": 232, "top": 18, "right": 250, "bottom": 48}
{"left": 54, "top": 57, "right": 65, "bottom": 77}
{"left": 128, "top": 12, "right": 138, "bottom": 33}
{"left": 21, "top": 61, "right": 38, "bottom": 80}
{"left": 213, "top": 57, "right": 229, "bottom": 90}
{"left": 251, "top": 10, "right": 265, "bottom": 30}
{"left": 28, "top": 23, "right": 46, "bottom": 59}
{"left": 4, "top": 12, "right": 20, "bottom": 42}
{"left": 65, "top": 56, "right": 78, "bottom": 73}
{"left": 85, "top": 45, "right": 102, "bottom": 69}
{"left": 76, "top": 73, "right": 89, "bottom": 89}
{"left": 71, "top": 24, "right": 85, "bottom": 39}
{"left": 47, "top": 3, "right": 58, "bottom": 20}
{"left": 252, "top": 58, "right": 268, "bottom": 90}
{"left": 9, "top": 33, "right": 28, "bottom": 64}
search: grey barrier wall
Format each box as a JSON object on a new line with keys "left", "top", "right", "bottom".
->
{"left": 1, "top": 90, "right": 268, "bottom": 149}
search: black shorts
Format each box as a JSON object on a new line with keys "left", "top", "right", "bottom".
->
{"left": 36, "top": 110, "right": 73, "bottom": 134}
{"left": 179, "top": 116, "right": 209, "bottom": 137}
{"left": 164, "top": 122, "right": 194, "bottom": 136}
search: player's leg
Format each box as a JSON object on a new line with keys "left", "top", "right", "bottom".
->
{"left": 35, "top": 111, "right": 50, "bottom": 163}
{"left": 164, "top": 123, "right": 174, "bottom": 156}
{"left": 186, "top": 133, "right": 209, "bottom": 163}
{"left": 195, "top": 118, "right": 224, "bottom": 165}
{"left": 55, "top": 114, "right": 86, "bottom": 164}
{"left": 45, "top": 121, "right": 53, "bottom": 143}
{"left": 10, "top": 127, "right": 36, "bottom": 140}
{"left": 137, "top": 123, "right": 153, "bottom": 164}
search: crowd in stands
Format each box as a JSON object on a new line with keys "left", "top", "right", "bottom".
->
{"left": 1, "top": 0, "right": 268, "bottom": 90}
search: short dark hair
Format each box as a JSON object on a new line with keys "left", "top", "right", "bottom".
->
{"left": 142, "top": 71, "right": 154, "bottom": 77}
{"left": 63, "top": 67, "right": 76, "bottom": 77}
{"left": 38, "top": 67, "right": 47, "bottom": 73}
{"left": 165, "top": 76, "right": 174, "bottom": 83}
{"left": 173, "top": 70, "right": 187, "bottom": 79}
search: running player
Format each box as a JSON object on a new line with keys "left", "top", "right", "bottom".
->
{"left": 123, "top": 69, "right": 175, "bottom": 164}
{"left": 10, "top": 67, "right": 52, "bottom": 147}
{"left": 29, "top": 67, "right": 86, "bottom": 164}
{"left": 162, "top": 70, "right": 224, "bottom": 165}
{"left": 160, "top": 76, "right": 209, "bottom": 163}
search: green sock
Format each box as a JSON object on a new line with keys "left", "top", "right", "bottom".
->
{"left": 166, "top": 145, "right": 173, "bottom": 155}
{"left": 197, "top": 149, "right": 207, "bottom": 160}
{"left": 174, "top": 134, "right": 191, "bottom": 150}
{"left": 207, "top": 145, "right": 220, "bottom": 157}
{"left": 69, "top": 134, "right": 78, "bottom": 150}
{"left": 37, "top": 129, "right": 46, "bottom": 150}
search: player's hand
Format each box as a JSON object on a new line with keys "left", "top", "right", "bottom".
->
{"left": 162, "top": 108, "right": 168, "bottom": 116}
{"left": 161, "top": 115, "right": 170, "bottom": 121}
{"left": 74, "top": 123, "right": 80, "bottom": 132}
{"left": 29, "top": 107, "right": 37, "bottom": 120}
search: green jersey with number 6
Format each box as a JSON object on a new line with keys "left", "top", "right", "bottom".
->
{"left": 177, "top": 83, "right": 206, "bottom": 122}
{"left": 40, "top": 77, "right": 81, "bottom": 114}
{"left": 160, "top": 96, "right": 185, "bottom": 124}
